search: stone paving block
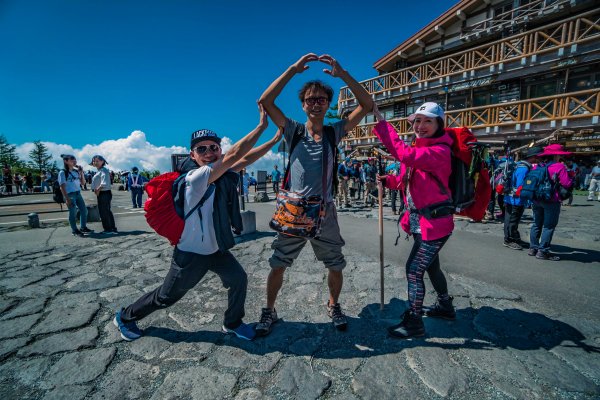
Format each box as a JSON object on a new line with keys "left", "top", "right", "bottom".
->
{"left": 405, "top": 346, "right": 469, "bottom": 397}
{"left": 515, "top": 349, "right": 600, "bottom": 395}
{"left": 41, "top": 385, "right": 91, "bottom": 400}
{"left": 99, "top": 285, "right": 142, "bottom": 302}
{"left": 6, "top": 285, "right": 61, "bottom": 299}
{"left": 462, "top": 346, "right": 545, "bottom": 399}
{"left": 159, "top": 341, "right": 213, "bottom": 362}
{"left": 0, "top": 337, "right": 30, "bottom": 361}
{"left": 18, "top": 326, "right": 98, "bottom": 357}
{"left": 0, "top": 356, "right": 53, "bottom": 386}
{"left": 90, "top": 360, "right": 159, "bottom": 400}
{"left": 214, "top": 346, "right": 251, "bottom": 368}
{"left": 168, "top": 310, "right": 215, "bottom": 332}
{"left": 127, "top": 335, "right": 174, "bottom": 360}
{"left": 234, "top": 388, "right": 274, "bottom": 400}
{"left": 46, "top": 292, "right": 97, "bottom": 310}
{"left": 0, "top": 297, "right": 46, "bottom": 320}
{"left": 30, "top": 302, "right": 100, "bottom": 335}
{"left": 149, "top": 366, "right": 237, "bottom": 400}
{"left": 351, "top": 353, "right": 425, "bottom": 399}
{"left": 37, "top": 272, "right": 72, "bottom": 287}
{"left": 34, "top": 253, "right": 71, "bottom": 266}
{"left": 42, "top": 347, "right": 116, "bottom": 389}
{"left": 272, "top": 358, "right": 332, "bottom": 400}
{"left": 0, "top": 313, "right": 41, "bottom": 339}
{"left": 65, "top": 275, "right": 121, "bottom": 292}
{"left": 551, "top": 340, "right": 600, "bottom": 382}
{"left": 0, "top": 297, "right": 18, "bottom": 314}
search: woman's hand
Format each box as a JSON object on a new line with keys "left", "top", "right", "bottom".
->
{"left": 372, "top": 102, "right": 384, "bottom": 122}
{"left": 272, "top": 127, "right": 283, "bottom": 143}
{"left": 292, "top": 53, "right": 319, "bottom": 73}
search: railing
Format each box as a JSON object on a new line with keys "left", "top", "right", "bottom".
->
{"left": 339, "top": 10, "right": 600, "bottom": 103}
{"left": 461, "top": 0, "right": 570, "bottom": 38}
{"left": 343, "top": 88, "right": 600, "bottom": 142}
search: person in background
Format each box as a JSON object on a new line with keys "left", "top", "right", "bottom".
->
{"left": 14, "top": 173, "right": 22, "bottom": 194}
{"left": 528, "top": 144, "right": 574, "bottom": 261}
{"left": 337, "top": 157, "right": 353, "bottom": 208}
{"left": 127, "top": 167, "right": 147, "bottom": 208}
{"left": 91, "top": 155, "right": 116, "bottom": 234}
{"left": 271, "top": 165, "right": 281, "bottom": 194}
{"left": 363, "top": 158, "right": 377, "bottom": 207}
{"left": 41, "top": 170, "right": 52, "bottom": 193}
{"left": 587, "top": 160, "right": 600, "bottom": 201}
{"left": 59, "top": 154, "right": 92, "bottom": 237}
{"left": 241, "top": 168, "right": 250, "bottom": 203}
{"left": 3, "top": 164, "right": 13, "bottom": 195}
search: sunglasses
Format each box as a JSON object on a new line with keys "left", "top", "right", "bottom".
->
{"left": 304, "top": 97, "right": 328, "bottom": 106}
{"left": 65, "top": 157, "right": 76, "bottom": 161}
{"left": 193, "top": 144, "right": 221, "bottom": 154}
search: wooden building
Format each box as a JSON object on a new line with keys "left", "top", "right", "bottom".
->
{"left": 338, "top": 0, "right": 600, "bottom": 157}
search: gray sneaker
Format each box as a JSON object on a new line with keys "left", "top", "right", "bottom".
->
{"left": 255, "top": 308, "right": 278, "bottom": 337}
{"left": 327, "top": 303, "right": 348, "bottom": 331}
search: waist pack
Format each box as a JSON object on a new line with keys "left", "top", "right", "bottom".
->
{"left": 269, "top": 126, "right": 333, "bottom": 238}
{"left": 144, "top": 171, "right": 214, "bottom": 245}
{"left": 269, "top": 191, "right": 324, "bottom": 238}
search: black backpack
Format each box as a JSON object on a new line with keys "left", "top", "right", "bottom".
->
{"left": 519, "top": 162, "right": 556, "bottom": 202}
{"left": 52, "top": 177, "right": 65, "bottom": 205}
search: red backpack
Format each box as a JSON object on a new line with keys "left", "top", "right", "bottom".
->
{"left": 445, "top": 127, "right": 491, "bottom": 222}
{"left": 144, "top": 171, "right": 215, "bottom": 245}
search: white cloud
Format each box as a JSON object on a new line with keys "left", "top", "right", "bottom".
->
{"left": 14, "top": 130, "right": 284, "bottom": 174}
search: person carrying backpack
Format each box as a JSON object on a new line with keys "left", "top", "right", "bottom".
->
{"left": 127, "top": 166, "right": 147, "bottom": 208}
{"left": 502, "top": 146, "right": 542, "bottom": 250}
{"left": 373, "top": 102, "right": 455, "bottom": 339}
{"left": 255, "top": 53, "right": 373, "bottom": 336}
{"left": 113, "top": 105, "right": 273, "bottom": 342}
{"left": 527, "top": 144, "right": 573, "bottom": 261}
{"left": 58, "top": 154, "right": 92, "bottom": 237}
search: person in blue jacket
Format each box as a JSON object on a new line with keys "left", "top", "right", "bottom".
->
{"left": 503, "top": 146, "right": 542, "bottom": 250}
{"left": 127, "top": 167, "right": 147, "bottom": 208}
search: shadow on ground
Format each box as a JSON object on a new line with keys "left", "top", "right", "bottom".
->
{"left": 143, "top": 299, "right": 598, "bottom": 359}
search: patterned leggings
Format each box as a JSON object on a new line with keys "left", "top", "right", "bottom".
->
{"left": 406, "top": 233, "right": 450, "bottom": 316}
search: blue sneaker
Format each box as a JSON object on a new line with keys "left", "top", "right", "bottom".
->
{"left": 221, "top": 322, "right": 256, "bottom": 341}
{"left": 113, "top": 309, "right": 143, "bottom": 341}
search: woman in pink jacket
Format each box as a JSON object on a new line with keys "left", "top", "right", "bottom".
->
{"left": 373, "top": 102, "right": 455, "bottom": 339}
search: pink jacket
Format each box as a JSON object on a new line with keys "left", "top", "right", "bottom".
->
{"left": 373, "top": 120, "right": 454, "bottom": 241}
{"left": 542, "top": 161, "right": 574, "bottom": 203}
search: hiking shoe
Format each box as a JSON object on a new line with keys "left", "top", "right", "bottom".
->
{"left": 80, "top": 227, "right": 93, "bottom": 234}
{"left": 426, "top": 296, "right": 456, "bottom": 320}
{"left": 222, "top": 322, "right": 256, "bottom": 341}
{"left": 388, "top": 310, "right": 425, "bottom": 339}
{"left": 113, "top": 309, "right": 142, "bottom": 341}
{"left": 72, "top": 230, "right": 85, "bottom": 237}
{"left": 536, "top": 251, "right": 560, "bottom": 261}
{"left": 528, "top": 248, "right": 538, "bottom": 257}
{"left": 255, "top": 308, "right": 278, "bottom": 337}
{"left": 327, "top": 303, "right": 348, "bottom": 331}
{"left": 503, "top": 241, "right": 523, "bottom": 250}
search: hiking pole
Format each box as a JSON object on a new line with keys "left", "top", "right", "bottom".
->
{"left": 377, "top": 178, "right": 384, "bottom": 310}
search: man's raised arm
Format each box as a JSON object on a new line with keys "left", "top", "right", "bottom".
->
{"left": 209, "top": 105, "right": 269, "bottom": 183}
{"left": 319, "top": 54, "right": 373, "bottom": 132}
{"left": 231, "top": 128, "right": 283, "bottom": 173}
{"left": 259, "top": 53, "right": 319, "bottom": 128}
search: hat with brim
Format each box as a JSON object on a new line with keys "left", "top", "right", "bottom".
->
{"left": 539, "top": 143, "right": 572, "bottom": 157}
{"left": 407, "top": 102, "right": 445, "bottom": 123}
{"left": 522, "top": 146, "right": 543, "bottom": 159}
{"left": 191, "top": 129, "right": 221, "bottom": 149}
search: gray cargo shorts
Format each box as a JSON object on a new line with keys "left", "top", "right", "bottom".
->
{"left": 269, "top": 202, "right": 346, "bottom": 271}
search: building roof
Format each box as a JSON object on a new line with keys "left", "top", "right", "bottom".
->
{"left": 373, "top": 0, "right": 482, "bottom": 71}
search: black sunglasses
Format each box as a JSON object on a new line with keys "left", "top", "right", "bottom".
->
{"left": 304, "top": 97, "right": 329, "bottom": 106}
{"left": 193, "top": 144, "right": 221, "bottom": 154}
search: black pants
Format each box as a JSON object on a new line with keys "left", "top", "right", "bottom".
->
{"left": 391, "top": 190, "right": 399, "bottom": 213}
{"left": 122, "top": 247, "right": 247, "bottom": 329}
{"left": 503, "top": 203, "right": 525, "bottom": 243}
{"left": 98, "top": 190, "right": 116, "bottom": 232}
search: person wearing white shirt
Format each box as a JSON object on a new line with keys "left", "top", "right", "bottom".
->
{"left": 91, "top": 155, "right": 117, "bottom": 234}
{"left": 58, "top": 154, "right": 91, "bottom": 237}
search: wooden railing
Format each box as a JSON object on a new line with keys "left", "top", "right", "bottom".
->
{"left": 339, "top": 10, "right": 600, "bottom": 102}
{"left": 343, "top": 88, "right": 600, "bottom": 142}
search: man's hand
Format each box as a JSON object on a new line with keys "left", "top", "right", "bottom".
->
{"left": 292, "top": 53, "right": 319, "bottom": 73}
{"left": 319, "top": 54, "right": 345, "bottom": 78}
{"left": 376, "top": 174, "right": 387, "bottom": 185}
{"left": 65, "top": 197, "right": 73, "bottom": 208}
{"left": 257, "top": 103, "right": 268, "bottom": 131}
{"left": 94, "top": 188, "right": 100, "bottom": 196}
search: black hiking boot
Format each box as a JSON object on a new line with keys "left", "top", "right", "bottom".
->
{"left": 255, "top": 308, "right": 278, "bottom": 337}
{"left": 426, "top": 296, "right": 456, "bottom": 320}
{"left": 327, "top": 303, "right": 348, "bottom": 331}
{"left": 387, "top": 310, "right": 425, "bottom": 339}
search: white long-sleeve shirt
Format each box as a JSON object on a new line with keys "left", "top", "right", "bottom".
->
{"left": 91, "top": 167, "right": 112, "bottom": 191}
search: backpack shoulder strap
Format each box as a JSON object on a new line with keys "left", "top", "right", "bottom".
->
{"left": 323, "top": 125, "right": 338, "bottom": 196}
{"left": 184, "top": 183, "right": 215, "bottom": 220}
{"left": 282, "top": 123, "right": 304, "bottom": 190}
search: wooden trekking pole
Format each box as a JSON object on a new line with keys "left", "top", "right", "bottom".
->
{"left": 377, "top": 179, "right": 384, "bottom": 311}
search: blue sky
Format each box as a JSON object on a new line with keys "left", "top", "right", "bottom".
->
{"left": 0, "top": 0, "right": 457, "bottom": 171}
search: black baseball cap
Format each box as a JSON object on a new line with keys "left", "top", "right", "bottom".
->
{"left": 190, "top": 129, "right": 221, "bottom": 148}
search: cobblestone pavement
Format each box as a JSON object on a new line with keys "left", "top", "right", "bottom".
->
{"left": 1, "top": 222, "right": 599, "bottom": 399}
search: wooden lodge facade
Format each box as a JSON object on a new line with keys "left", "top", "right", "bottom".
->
{"left": 338, "top": 0, "right": 600, "bottom": 157}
